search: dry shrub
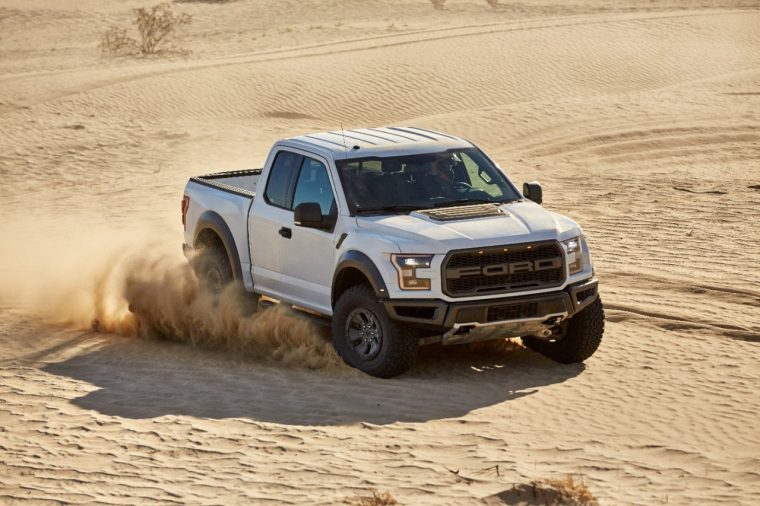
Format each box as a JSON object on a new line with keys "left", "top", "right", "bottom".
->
{"left": 347, "top": 490, "right": 398, "bottom": 506}
{"left": 430, "top": 0, "right": 447, "bottom": 9}
{"left": 134, "top": 3, "right": 192, "bottom": 54}
{"left": 99, "top": 26, "right": 133, "bottom": 54}
{"left": 492, "top": 474, "right": 598, "bottom": 505}
{"left": 99, "top": 2, "right": 192, "bottom": 56}
{"left": 485, "top": 0, "right": 500, "bottom": 8}
{"left": 533, "top": 475, "right": 598, "bottom": 505}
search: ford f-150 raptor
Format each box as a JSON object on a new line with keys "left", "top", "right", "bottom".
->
{"left": 181, "top": 127, "right": 604, "bottom": 377}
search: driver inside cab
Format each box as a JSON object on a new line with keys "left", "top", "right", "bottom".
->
{"left": 424, "top": 153, "right": 461, "bottom": 200}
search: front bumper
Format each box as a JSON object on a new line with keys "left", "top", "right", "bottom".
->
{"left": 382, "top": 278, "right": 599, "bottom": 341}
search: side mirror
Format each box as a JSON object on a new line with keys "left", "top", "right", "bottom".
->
{"left": 523, "top": 181, "right": 543, "bottom": 205}
{"left": 294, "top": 202, "right": 324, "bottom": 229}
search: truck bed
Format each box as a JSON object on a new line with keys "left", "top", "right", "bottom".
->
{"left": 190, "top": 169, "right": 262, "bottom": 197}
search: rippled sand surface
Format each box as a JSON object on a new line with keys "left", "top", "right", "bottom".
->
{"left": 1, "top": 1, "right": 759, "bottom": 503}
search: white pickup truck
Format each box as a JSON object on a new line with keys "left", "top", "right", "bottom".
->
{"left": 181, "top": 127, "right": 604, "bottom": 377}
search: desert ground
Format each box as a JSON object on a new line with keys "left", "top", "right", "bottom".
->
{"left": 1, "top": 0, "right": 759, "bottom": 504}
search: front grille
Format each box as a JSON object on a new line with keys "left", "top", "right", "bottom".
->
{"left": 443, "top": 241, "right": 565, "bottom": 297}
{"left": 486, "top": 302, "right": 539, "bottom": 322}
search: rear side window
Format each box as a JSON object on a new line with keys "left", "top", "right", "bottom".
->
{"left": 265, "top": 151, "right": 302, "bottom": 208}
{"left": 292, "top": 158, "right": 336, "bottom": 215}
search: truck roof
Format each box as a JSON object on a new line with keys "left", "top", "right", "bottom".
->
{"left": 282, "top": 126, "right": 474, "bottom": 159}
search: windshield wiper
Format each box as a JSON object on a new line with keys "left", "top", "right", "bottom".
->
{"left": 355, "top": 205, "right": 423, "bottom": 215}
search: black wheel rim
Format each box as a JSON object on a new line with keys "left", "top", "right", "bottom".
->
{"left": 345, "top": 308, "right": 383, "bottom": 360}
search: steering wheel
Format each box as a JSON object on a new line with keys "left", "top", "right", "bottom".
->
{"left": 453, "top": 181, "right": 472, "bottom": 191}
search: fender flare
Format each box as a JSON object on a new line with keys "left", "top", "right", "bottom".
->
{"left": 194, "top": 211, "right": 244, "bottom": 282}
{"left": 332, "top": 250, "right": 389, "bottom": 305}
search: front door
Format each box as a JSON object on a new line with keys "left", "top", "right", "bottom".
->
{"left": 278, "top": 155, "right": 339, "bottom": 315}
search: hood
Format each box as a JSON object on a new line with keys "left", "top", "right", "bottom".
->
{"left": 356, "top": 201, "right": 580, "bottom": 253}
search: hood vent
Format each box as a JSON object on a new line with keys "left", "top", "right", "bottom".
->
{"left": 416, "top": 203, "right": 505, "bottom": 222}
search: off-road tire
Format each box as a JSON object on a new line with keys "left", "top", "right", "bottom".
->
{"left": 523, "top": 296, "right": 605, "bottom": 363}
{"left": 332, "top": 284, "right": 419, "bottom": 378}
{"left": 193, "top": 246, "right": 259, "bottom": 314}
{"left": 194, "top": 246, "right": 233, "bottom": 295}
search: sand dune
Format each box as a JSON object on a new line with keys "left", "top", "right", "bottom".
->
{"left": 1, "top": 0, "right": 759, "bottom": 504}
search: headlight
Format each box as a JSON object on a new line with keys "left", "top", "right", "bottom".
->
{"left": 562, "top": 236, "right": 584, "bottom": 275}
{"left": 391, "top": 254, "right": 434, "bottom": 290}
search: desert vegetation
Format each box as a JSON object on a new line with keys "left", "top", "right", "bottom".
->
{"left": 515, "top": 475, "right": 598, "bottom": 506}
{"left": 347, "top": 490, "right": 398, "bottom": 506}
{"left": 99, "top": 3, "right": 192, "bottom": 56}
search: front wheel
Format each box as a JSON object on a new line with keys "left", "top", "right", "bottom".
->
{"left": 332, "top": 285, "right": 419, "bottom": 378}
{"left": 522, "top": 296, "right": 605, "bottom": 363}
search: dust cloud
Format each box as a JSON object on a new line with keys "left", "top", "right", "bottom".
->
{"left": 0, "top": 217, "right": 343, "bottom": 370}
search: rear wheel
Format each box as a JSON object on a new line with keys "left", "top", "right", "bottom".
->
{"left": 522, "top": 296, "right": 605, "bottom": 363}
{"left": 193, "top": 244, "right": 258, "bottom": 314}
{"left": 332, "top": 284, "right": 419, "bottom": 378}
{"left": 195, "top": 246, "right": 233, "bottom": 295}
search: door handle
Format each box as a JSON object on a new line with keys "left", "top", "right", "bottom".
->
{"left": 279, "top": 227, "right": 292, "bottom": 239}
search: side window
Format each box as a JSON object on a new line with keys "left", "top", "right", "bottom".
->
{"left": 292, "top": 158, "right": 336, "bottom": 215}
{"left": 265, "top": 151, "right": 302, "bottom": 208}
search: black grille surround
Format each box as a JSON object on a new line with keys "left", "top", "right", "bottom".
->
{"left": 442, "top": 241, "right": 566, "bottom": 297}
{"left": 381, "top": 278, "right": 598, "bottom": 330}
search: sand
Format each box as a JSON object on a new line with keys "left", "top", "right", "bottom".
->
{"left": 1, "top": 0, "right": 759, "bottom": 504}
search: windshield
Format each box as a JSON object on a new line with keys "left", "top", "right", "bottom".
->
{"left": 336, "top": 148, "right": 521, "bottom": 214}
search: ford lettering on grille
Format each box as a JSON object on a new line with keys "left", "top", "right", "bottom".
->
{"left": 447, "top": 257, "right": 562, "bottom": 279}
{"left": 443, "top": 242, "right": 566, "bottom": 297}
